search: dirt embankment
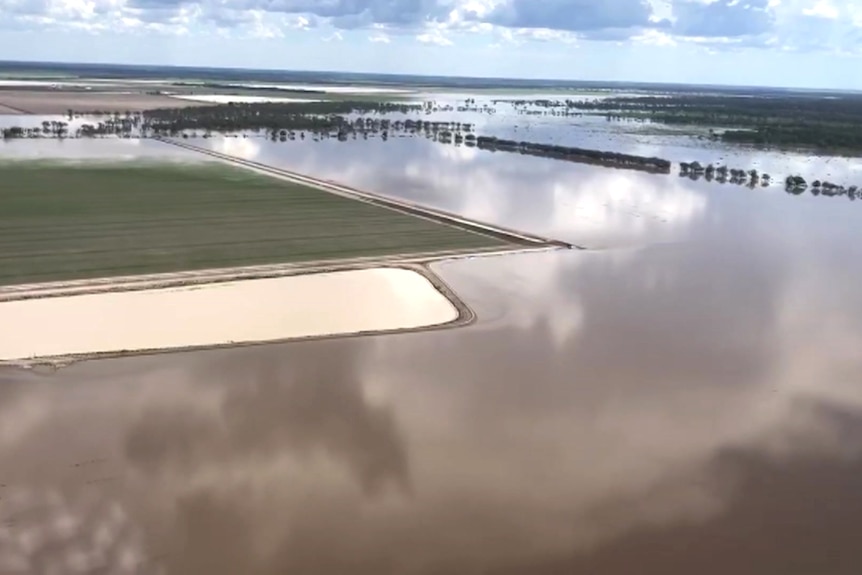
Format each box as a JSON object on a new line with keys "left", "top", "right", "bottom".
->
{"left": 0, "top": 265, "right": 476, "bottom": 366}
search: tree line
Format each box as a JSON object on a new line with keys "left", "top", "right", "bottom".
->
{"left": 562, "top": 93, "right": 862, "bottom": 153}
{"left": 472, "top": 136, "right": 671, "bottom": 173}
{"left": 4, "top": 100, "right": 860, "bottom": 196}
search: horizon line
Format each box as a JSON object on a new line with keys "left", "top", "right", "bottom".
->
{"left": 0, "top": 58, "right": 857, "bottom": 95}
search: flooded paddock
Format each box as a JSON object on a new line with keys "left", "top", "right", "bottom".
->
{"left": 3, "top": 233, "right": 862, "bottom": 573}
{"left": 200, "top": 133, "right": 862, "bottom": 250}
{"left": 0, "top": 268, "right": 459, "bottom": 363}
{"left": 169, "top": 95, "right": 320, "bottom": 104}
{"left": 3, "top": 94, "right": 862, "bottom": 573}
{"left": 0, "top": 135, "right": 204, "bottom": 160}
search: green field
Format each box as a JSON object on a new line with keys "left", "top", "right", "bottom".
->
{"left": 0, "top": 161, "right": 506, "bottom": 286}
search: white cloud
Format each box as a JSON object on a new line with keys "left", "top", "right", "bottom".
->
{"left": 289, "top": 15, "right": 311, "bottom": 29}
{"left": 633, "top": 28, "right": 677, "bottom": 45}
{"left": 2, "top": 0, "right": 862, "bottom": 58}
{"left": 369, "top": 32, "right": 391, "bottom": 42}
{"left": 516, "top": 27, "right": 578, "bottom": 43}
{"left": 248, "top": 10, "right": 283, "bottom": 38}
{"left": 416, "top": 29, "right": 453, "bottom": 45}
{"left": 803, "top": 0, "right": 839, "bottom": 19}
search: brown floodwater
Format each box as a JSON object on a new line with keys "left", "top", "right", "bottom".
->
{"left": 3, "top": 233, "right": 862, "bottom": 573}
{"left": 3, "top": 130, "right": 862, "bottom": 573}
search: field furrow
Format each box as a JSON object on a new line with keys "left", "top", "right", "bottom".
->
{"left": 0, "top": 161, "right": 507, "bottom": 285}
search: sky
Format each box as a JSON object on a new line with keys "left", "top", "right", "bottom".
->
{"left": 1, "top": 0, "right": 862, "bottom": 89}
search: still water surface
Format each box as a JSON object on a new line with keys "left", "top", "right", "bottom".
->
{"left": 2, "top": 128, "right": 862, "bottom": 573}
{"left": 203, "top": 134, "right": 862, "bottom": 250}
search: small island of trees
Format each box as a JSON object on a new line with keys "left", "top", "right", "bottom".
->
{"left": 680, "top": 162, "right": 771, "bottom": 187}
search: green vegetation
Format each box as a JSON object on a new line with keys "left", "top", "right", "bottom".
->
{"left": 679, "top": 162, "right": 772, "bottom": 187}
{"left": 141, "top": 100, "right": 423, "bottom": 134}
{"left": 0, "top": 161, "right": 505, "bottom": 286}
{"left": 473, "top": 136, "right": 671, "bottom": 173}
{"left": 564, "top": 94, "right": 862, "bottom": 153}
{"left": 2, "top": 102, "right": 473, "bottom": 141}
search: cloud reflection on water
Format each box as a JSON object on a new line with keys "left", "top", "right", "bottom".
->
{"left": 3, "top": 120, "right": 862, "bottom": 572}
{"left": 3, "top": 230, "right": 862, "bottom": 573}
{"left": 205, "top": 135, "right": 710, "bottom": 248}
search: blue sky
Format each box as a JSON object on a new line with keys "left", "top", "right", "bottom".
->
{"left": 1, "top": 0, "right": 861, "bottom": 89}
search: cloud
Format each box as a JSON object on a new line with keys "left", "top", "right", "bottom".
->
{"left": 369, "top": 32, "right": 391, "bottom": 42}
{"left": 775, "top": 9, "right": 862, "bottom": 54}
{"left": 245, "top": 0, "right": 449, "bottom": 28}
{"left": 803, "top": 0, "right": 839, "bottom": 20}
{"left": 3, "top": 0, "right": 52, "bottom": 15}
{"left": 672, "top": 0, "right": 775, "bottom": 38}
{"left": 3, "top": 0, "right": 862, "bottom": 57}
{"left": 478, "top": 0, "right": 657, "bottom": 32}
{"left": 633, "top": 28, "right": 677, "bottom": 46}
{"left": 416, "top": 29, "right": 453, "bottom": 45}
{"left": 515, "top": 27, "right": 578, "bottom": 43}
{"left": 127, "top": 0, "right": 186, "bottom": 8}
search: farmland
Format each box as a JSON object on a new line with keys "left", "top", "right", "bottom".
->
{"left": 0, "top": 160, "right": 507, "bottom": 286}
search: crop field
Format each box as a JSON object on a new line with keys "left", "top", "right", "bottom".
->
{"left": 0, "top": 161, "right": 506, "bottom": 286}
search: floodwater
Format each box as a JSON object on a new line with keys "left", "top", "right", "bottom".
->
{"left": 169, "top": 95, "right": 320, "bottom": 104}
{"left": 3, "top": 102, "right": 862, "bottom": 573}
{"left": 203, "top": 134, "right": 862, "bottom": 249}
{"left": 223, "top": 82, "right": 412, "bottom": 95}
{"left": 0, "top": 269, "right": 458, "bottom": 363}
{"left": 3, "top": 240, "right": 862, "bottom": 573}
{"left": 0, "top": 135, "right": 203, "bottom": 160}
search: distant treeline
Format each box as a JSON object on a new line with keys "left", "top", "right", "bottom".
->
{"left": 721, "top": 125, "right": 862, "bottom": 151}
{"left": 141, "top": 100, "right": 423, "bottom": 134}
{"left": 473, "top": 136, "right": 672, "bottom": 173}
{"left": 563, "top": 94, "right": 862, "bottom": 152}
{"left": 0, "top": 102, "right": 474, "bottom": 142}
{"left": 4, "top": 100, "right": 860, "bottom": 196}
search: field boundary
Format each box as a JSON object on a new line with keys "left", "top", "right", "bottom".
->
{"left": 0, "top": 244, "right": 551, "bottom": 303}
{"left": 0, "top": 263, "right": 480, "bottom": 369}
{"left": 156, "top": 137, "right": 573, "bottom": 249}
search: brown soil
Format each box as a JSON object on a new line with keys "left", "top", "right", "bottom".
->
{"left": 0, "top": 90, "right": 211, "bottom": 114}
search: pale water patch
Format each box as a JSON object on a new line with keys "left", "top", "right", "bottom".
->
{"left": 0, "top": 80, "right": 105, "bottom": 88}
{"left": 0, "top": 268, "right": 459, "bottom": 362}
{"left": 169, "top": 94, "right": 320, "bottom": 104}
{"left": 224, "top": 83, "right": 412, "bottom": 95}
{"left": 0, "top": 138, "right": 204, "bottom": 160}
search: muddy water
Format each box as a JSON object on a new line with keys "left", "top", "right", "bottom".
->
{"left": 3, "top": 228, "right": 862, "bottom": 573}
{"left": 0, "top": 269, "right": 459, "bottom": 363}
{"left": 3, "top": 126, "right": 862, "bottom": 573}
{"left": 203, "top": 135, "right": 862, "bottom": 250}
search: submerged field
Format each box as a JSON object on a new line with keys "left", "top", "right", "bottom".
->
{"left": 0, "top": 160, "right": 505, "bottom": 286}
{"left": 0, "top": 268, "right": 459, "bottom": 362}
